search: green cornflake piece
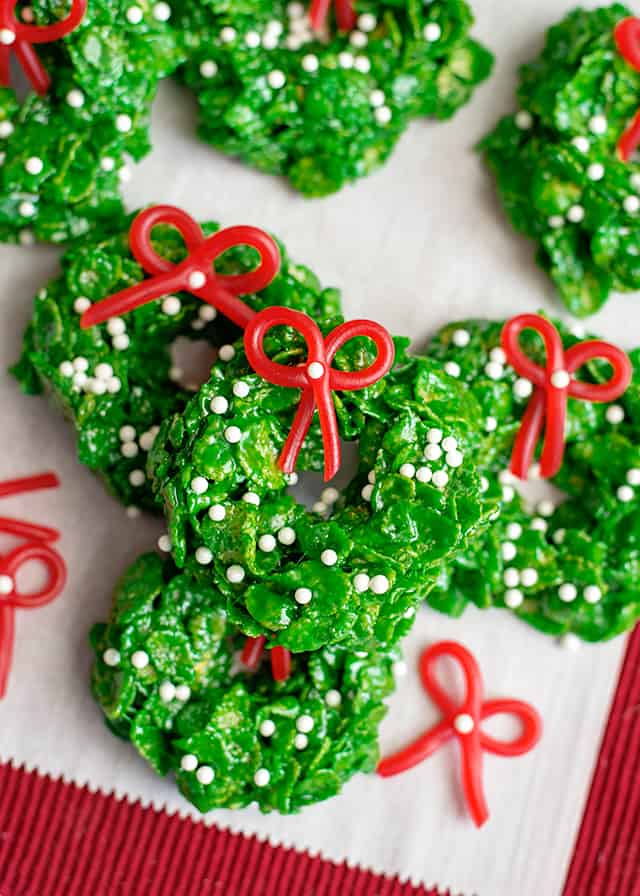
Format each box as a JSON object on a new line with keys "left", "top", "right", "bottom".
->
{"left": 12, "top": 213, "right": 339, "bottom": 511}
{"left": 479, "top": 4, "right": 640, "bottom": 317}
{"left": 147, "top": 318, "right": 494, "bottom": 652}
{"left": 426, "top": 318, "right": 640, "bottom": 642}
{"left": 175, "top": 0, "right": 493, "bottom": 197}
{"left": 90, "top": 553, "right": 398, "bottom": 813}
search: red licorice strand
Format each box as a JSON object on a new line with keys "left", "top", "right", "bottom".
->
{"left": 501, "top": 314, "right": 632, "bottom": 480}
{"left": 615, "top": 18, "right": 640, "bottom": 161}
{"left": 378, "top": 641, "right": 542, "bottom": 828}
{"left": 0, "top": 0, "right": 87, "bottom": 95}
{"left": 241, "top": 636, "right": 266, "bottom": 671}
{"left": 309, "top": 0, "right": 356, "bottom": 32}
{"left": 81, "top": 206, "right": 281, "bottom": 332}
{"left": 0, "top": 472, "right": 59, "bottom": 498}
{"left": 270, "top": 647, "right": 291, "bottom": 682}
{"left": 244, "top": 308, "right": 395, "bottom": 481}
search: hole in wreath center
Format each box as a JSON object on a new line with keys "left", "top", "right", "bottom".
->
{"left": 286, "top": 440, "right": 360, "bottom": 512}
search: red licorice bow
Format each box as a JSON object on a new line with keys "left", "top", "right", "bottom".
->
{"left": 615, "top": 17, "right": 640, "bottom": 161}
{"left": 309, "top": 0, "right": 356, "bottom": 32}
{"left": 378, "top": 642, "right": 542, "bottom": 827}
{"left": 241, "top": 637, "right": 291, "bottom": 683}
{"left": 244, "top": 307, "right": 395, "bottom": 481}
{"left": 80, "top": 206, "right": 281, "bottom": 332}
{"left": 501, "top": 314, "right": 632, "bottom": 480}
{"left": 0, "top": 473, "right": 67, "bottom": 698}
{"left": 0, "top": 0, "right": 86, "bottom": 95}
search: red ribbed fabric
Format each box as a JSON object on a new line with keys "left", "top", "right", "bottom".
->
{"left": 0, "top": 762, "right": 453, "bottom": 896}
{"left": 563, "top": 625, "right": 640, "bottom": 895}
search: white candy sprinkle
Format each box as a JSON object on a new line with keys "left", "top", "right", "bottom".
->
{"left": 126, "top": 6, "right": 143, "bottom": 24}
{"left": 624, "top": 195, "right": 640, "bottom": 214}
{"left": 503, "top": 568, "right": 520, "bottom": 588}
{"left": 175, "top": 685, "right": 191, "bottom": 701}
{"left": 502, "top": 542, "right": 517, "bottom": 562}
{"left": 550, "top": 370, "right": 570, "bottom": 389}
{"left": 353, "top": 573, "right": 370, "bottom": 593}
{"left": 121, "top": 442, "right": 139, "bottom": 459}
{"left": 617, "top": 485, "right": 634, "bottom": 502}
{"left": 584, "top": 585, "right": 602, "bottom": 604}
{"left": 589, "top": 115, "right": 607, "bottom": 135}
{"left": 505, "top": 589, "right": 524, "bottom": 608}
{"left": 195, "top": 546, "right": 213, "bottom": 565}
{"left": 530, "top": 517, "right": 548, "bottom": 532}
{"left": 375, "top": 106, "right": 392, "bottom": 125}
{"left": 254, "top": 769, "right": 270, "bottom": 787}
{"left": 567, "top": 204, "right": 585, "bottom": 223}
{"left": 558, "top": 583, "right": 578, "bottom": 603}
{"left": 321, "top": 549, "right": 338, "bottom": 567}
{"left": 158, "top": 534, "right": 172, "bottom": 553}
{"left": 66, "top": 88, "right": 84, "bottom": 108}
{"left": 514, "top": 378, "right": 533, "bottom": 399}
{"left": 302, "top": 53, "right": 319, "bottom": 72}
{"left": 350, "top": 29, "right": 367, "bottom": 47}
{"left": 220, "top": 26, "right": 236, "bottom": 43}
{"left": 116, "top": 114, "right": 133, "bottom": 133}
{"left": 295, "top": 587, "right": 313, "bottom": 605}
{"left": 24, "top": 156, "right": 44, "bottom": 176}
{"left": 338, "top": 51, "right": 354, "bottom": 69}
{"left": 103, "top": 648, "right": 120, "bottom": 666}
{"left": 606, "top": 405, "right": 625, "bottom": 424}
{"left": 209, "top": 504, "right": 226, "bottom": 522}
{"left": 188, "top": 271, "right": 206, "bottom": 290}
{"left": 210, "top": 396, "right": 229, "bottom": 415}
{"left": 454, "top": 713, "right": 474, "bottom": 734}
{"left": 587, "top": 163, "right": 605, "bottom": 182}
{"left": 200, "top": 60, "right": 218, "bottom": 78}
{"left": 506, "top": 522, "right": 523, "bottom": 540}
{"left": 485, "top": 361, "right": 504, "bottom": 380}
{"left": 432, "top": 470, "right": 449, "bottom": 489}
{"left": 225, "top": 426, "right": 242, "bottom": 444}
{"left": 520, "top": 568, "right": 539, "bottom": 587}
{"left": 321, "top": 487, "right": 340, "bottom": 505}
{"left": 416, "top": 467, "right": 432, "bottom": 483}
{"left": 107, "top": 317, "right": 126, "bottom": 336}
{"left": 312, "top": 501, "right": 328, "bottom": 515}
{"left": 369, "top": 574, "right": 390, "bottom": 594}
{"left": 199, "top": 305, "right": 217, "bottom": 322}
{"left": 191, "top": 476, "right": 208, "bottom": 495}
{"left": 232, "top": 381, "right": 250, "bottom": 400}
{"left": 129, "top": 470, "right": 145, "bottom": 487}
{"left": 424, "top": 22, "right": 442, "bottom": 41}
{"left": 196, "top": 766, "right": 215, "bottom": 786}
{"left": 73, "top": 297, "right": 91, "bottom": 314}
{"left": 245, "top": 29, "right": 261, "bottom": 47}
{"left": 260, "top": 719, "right": 276, "bottom": 737}
{"left": 553, "top": 528, "right": 566, "bottom": 545}
{"left": 159, "top": 681, "right": 176, "bottom": 703}
{"left": 161, "top": 296, "right": 181, "bottom": 316}
{"left": 572, "top": 136, "right": 590, "bottom": 153}
{"left": 444, "top": 361, "right": 461, "bottom": 378}
{"left": 181, "top": 754, "right": 198, "bottom": 772}
{"left": 258, "top": 534, "right": 276, "bottom": 553}
{"left": 73, "top": 357, "right": 89, "bottom": 372}
{"left": 325, "top": 689, "right": 342, "bottom": 707}
{"left": 548, "top": 215, "right": 565, "bottom": 229}
{"left": 0, "top": 28, "right": 15, "bottom": 45}
{"left": 294, "top": 734, "right": 308, "bottom": 750}
{"left": 452, "top": 330, "right": 471, "bottom": 350}
{"left": 354, "top": 56, "right": 371, "bottom": 73}
{"left": 278, "top": 527, "right": 296, "bottom": 546}
{"left": 515, "top": 110, "right": 533, "bottom": 130}
{"left": 485, "top": 417, "right": 498, "bottom": 432}
{"left": 627, "top": 469, "right": 640, "bottom": 486}
{"left": 153, "top": 2, "right": 171, "bottom": 21}
{"left": 537, "top": 500, "right": 555, "bottom": 517}
{"left": 72, "top": 372, "right": 88, "bottom": 389}
{"left": 361, "top": 484, "right": 374, "bottom": 501}
{"left": 424, "top": 444, "right": 442, "bottom": 462}
{"left": 226, "top": 565, "right": 245, "bottom": 583}
{"left": 296, "top": 714, "right": 314, "bottom": 734}
{"left": 489, "top": 347, "right": 506, "bottom": 365}
{"left": 131, "top": 650, "right": 149, "bottom": 669}
{"left": 218, "top": 344, "right": 235, "bottom": 362}
{"left": 560, "top": 633, "right": 581, "bottom": 652}
{"left": 267, "top": 69, "right": 286, "bottom": 89}
{"left": 59, "top": 361, "right": 74, "bottom": 377}
{"left": 95, "top": 363, "right": 113, "bottom": 381}
{"left": 307, "top": 361, "right": 324, "bottom": 380}
{"left": 19, "top": 201, "right": 36, "bottom": 218}
{"left": 427, "top": 428, "right": 443, "bottom": 444}
{"left": 399, "top": 463, "right": 416, "bottom": 479}
{"left": 243, "top": 492, "right": 260, "bottom": 506}
{"left": 370, "top": 89, "right": 385, "bottom": 108}
{"left": 446, "top": 450, "right": 464, "bottom": 469}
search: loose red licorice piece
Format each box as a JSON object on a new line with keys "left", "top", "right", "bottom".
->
{"left": 244, "top": 307, "right": 395, "bottom": 481}
{"left": 501, "top": 314, "right": 631, "bottom": 480}
{"left": 309, "top": 0, "right": 356, "bottom": 32}
{"left": 615, "top": 17, "right": 640, "bottom": 161}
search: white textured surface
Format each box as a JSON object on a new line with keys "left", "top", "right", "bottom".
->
{"left": 0, "top": 1, "right": 633, "bottom": 893}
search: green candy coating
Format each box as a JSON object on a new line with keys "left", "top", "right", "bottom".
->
{"left": 479, "top": 4, "right": 640, "bottom": 317}
{"left": 426, "top": 318, "right": 640, "bottom": 642}
{"left": 90, "top": 552, "right": 398, "bottom": 814}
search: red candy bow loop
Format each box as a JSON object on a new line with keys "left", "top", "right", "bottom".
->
{"left": 0, "top": 0, "right": 87, "bottom": 95}
{"left": 501, "top": 314, "right": 632, "bottom": 480}
{"left": 615, "top": 17, "right": 640, "bottom": 161}
{"left": 1, "top": 541, "right": 66, "bottom": 609}
{"left": 309, "top": 0, "right": 356, "bottom": 32}
{"left": 378, "top": 641, "right": 542, "bottom": 828}
{"left": 244, "top": 307, "right": 395, "bottom": 481}
{"left": 81, "top": 205, "right": 281, "bottom": 332}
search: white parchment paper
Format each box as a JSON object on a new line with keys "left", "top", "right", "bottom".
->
{"left": 0, "top": 2, "right": 635, "bottom": 893}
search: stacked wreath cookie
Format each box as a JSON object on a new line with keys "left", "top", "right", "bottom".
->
{"left": 480, "top": 4, "right": 640, "bottom": 317}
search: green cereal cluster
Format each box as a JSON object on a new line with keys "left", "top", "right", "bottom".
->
{"left": 0, "top": 0, "right": 491, "bottom": 243}
{"left": 176, "top": 0, "right": 493, "bottom": 197}
{"left": 147, "top": 320, "right": 494, "bottom": 652}
{"left": 426, "top": 318, "right": 640, "bottom": 642}
{"left": 480, "top": 4, "right": 640, "bottom": 317}
{"left": 90, "top": 552, "right": 398, "bottom": 814}
{"left": 12, "top": 213, "right": 340, "bottom": 511}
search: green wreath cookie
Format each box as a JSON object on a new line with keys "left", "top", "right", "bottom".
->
{"left": 479, "top": 4, "right": 640, "bottom": 317}
{"left": 425, "top": 317, "right": 640, "bottom": 643}
{"left": 90, "top": 552, "right": 398, "bottom": 814}
{"left": 177, "top": 0, "right": 493, "bottom": 197}
{"left": 12, "top": 211, "right": 339, "bottom": 512}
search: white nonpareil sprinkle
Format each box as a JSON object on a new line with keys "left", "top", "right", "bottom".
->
{"left": 441, "top": 436, "right": 457, "bottom": 453}
{"left": 506, "top": 522, "right": 523, "bottom": 540}
{"left": 129, "top": 470, "right": 145, "bottom": 487}
{"left": 515, "top": 110, "right": 533, "bottom": 130}
{"left": 181, "top": 754, "right": 198, "bottom": 772}
{"left": 424, "top": 444, "right": 442, "bottom": 462}
{"left": 374, "top": 106, "right": 392, "bottom": 125}
{"left": 191, "top": 476, "right": 208, "bottom": 495}
{"left": 153, "top": 2, "right": 171, "bottom": 21}
{"left": 427, "top": 428, "right": 443, "bottom": 444}
{"left": 423, "top": 22, "right": 442, "bottom": 41}
{"left": 126, "top": 6, "right": 143, "bottom": 24}
{"left": 233, "top": 381, "right": 250, "bottom": 399}
{"left": 501, "top": 542, "right": 517, "bottom": 562}
{"left": 209, "top": 504, "right": 226, "bottom": 522}
{"left": 416, "top": 467, "right": 432, "bottom": 483}
{"left": 361, "top": 484, "right": 374, "bottom": 501}
{"left": 131, "top": 650, "right": 149, "bottom": 669}
{"left": 606, "top": 405, "right": 625, "bottom": 424}
{"left": 278, "top": 527, "right": 296, "bottom": 546}
{"left": 301, "top": 54, "right": 319, "bottom": 72}
{"left": 116, "top": 114, "right": 133, "bottom": 133}
{"left": 158, "top": 534, "right": 172, "bottom": 553}
{"left": 325, "top": 689, "right": 342, "bottom": 707}
{"left": 567, "top": 205, "right": 585, "bottom": 223}
{"left": 296, "top": 714, "right": 314, "bottom": 734}
{"left": 505, "top": 589, "right": 524, "bottom": 608}
{"left": 572, "top": 136, "right": 590, "bottom": 153}
{"left": 485, "top": 416, "right": 498, "bottom": 432}
{"left": 350, "top": 29, "right": 367, "bottom": 47}
{"left": 267, "top": 70, "right": 286, "bottom": 89}
{"left": 66, "top": 88, "right": 84, "bottom": 108}
{"left": 210, "top": 396, "right": 229, "bottom": 415}
{"left": 19, "top": 201, "right": 36, "bottom": 218}
{"left": 338, "top": 51, "right": 354, "bottom": 69}
{"left": 195, "top": 546, "right": 213, "bottom": 565}
{"left": 454, "top": 713, "right": 474, "bottom": 734}
{"left": 321, "top": 487, "right": 340, "bottom": 505}
{"left": 432, "top": 470, "right": 449, "bottom": 489}
{"left": 73, "top": 297, "right": 91, "bottom": 314}
{"left": 307, "top": 361, "right": 324, "bottom": 380}
{"left": 617, "top": 485, "right": 634, "bottom": 502}
{"left": 444, "top": 361, "right": 461, "bottom": 378}
{"left": 484, "top": 361, "right": 504, "bottom": 380}
{"left": 159, "top": 681, "right": 176, "bottom": 703}
{"left": 245, "top": 30, "right": 261, "bottom": 48}
{"left": 520, "top": 568, "right": 538, "bottom": 587}
{"left": 537, "top": 499, "right": 555, "bottom": 517}
{"left": 295, "top": 587, "right": 312, "bottom": 605}
{"left": 225, "top": 426, "right": 242, "bottom": 444}
{"left": 200, "top": 60, "right": 218, "bottom": 78}
{"left": 218, "top": 345, "right": 235, "bottom": 362}
{"left": 558, "top": 583, "right": 578, "bottom": 603}
{"left": 530, "top": 517, "right": 548, "bottom": 532}
{"left": 226, "top": 565, "right": 245, "bottom": 583}
{"left": 369, "top": 574, "right": 390, "bottom": 594}
{"left": 294, "top": 734, "right": 308, "bottom": 750}
{"left": 175, "top": 685, "right": 191, "bottom": 701}
{"left": 354, "top": 56, "right": 371, "bottom": 73}
{"left": 399, "top": 463, "right": 416, "bottom": 479}
{"left": 587, "top": 163, "right": 605, "bottom": 182}
{"left": 353, "top": 573, "right": 370, "bottom": 593}
{"left": 196, "top": 766, "right": 215, "bottom": 786}
{"left": 503, "top": 568, "right": 520, "bottom": 588}
{"left": 548, "top": 215, "right": 564, "bottom": 229}
{"left": 188, "top": 271, "right": 206, "bottom": 290}
{"left": 161, "top": 296, "right": 181, "bottom": 315}
{"left": 258, "top": 534, "right": 276, "bottom": 553}
{"left": 553, "top": 528, "right": 566, "bottom": 545}
{"left": 254, "top": 769, "right": 270, "bottom": 787}
{"left": 588, "top": 115, "right": 607, "bottom": 135}
{"left": 25, "top": 156, "right": 43, "bottom": 175}
{"left": 103, "top": 648, "right": 120, "bottom": 666}
{"left": 59, "top": 361, "right": 74, "bottom": 377}
{"left": 489, "top": 347, "right": 507, "bottom": 365}
{"left": 243, "top": 492, "right": 260, "bottom": 506}
{"left": 220, "top": 26, "right": 236, "bottom": 43}
{"left": 583, "top": 585, "right": 602, "bottom": 604}
{"left": 627, "top": 469, "right": 640, "bottom": 486}
{"left": 312, "top": 501, "right": 328, "bottom": 515}
{"left": 513, "top": 378, "right": 533, "bottom": 399}
{"left": 121, "top": 442, "right": 138, "bottom": 459}
{"left": 321, "top": 549, "right": 338, "bottom": 567}
{"left": 550, "top": 370, "right": 570, "bottom": 389}
{"left": 260, "top": 719, "right": 276, "bottom": 737}
{"left": 446, "top": 450, "right": 464, "bottom": 469}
